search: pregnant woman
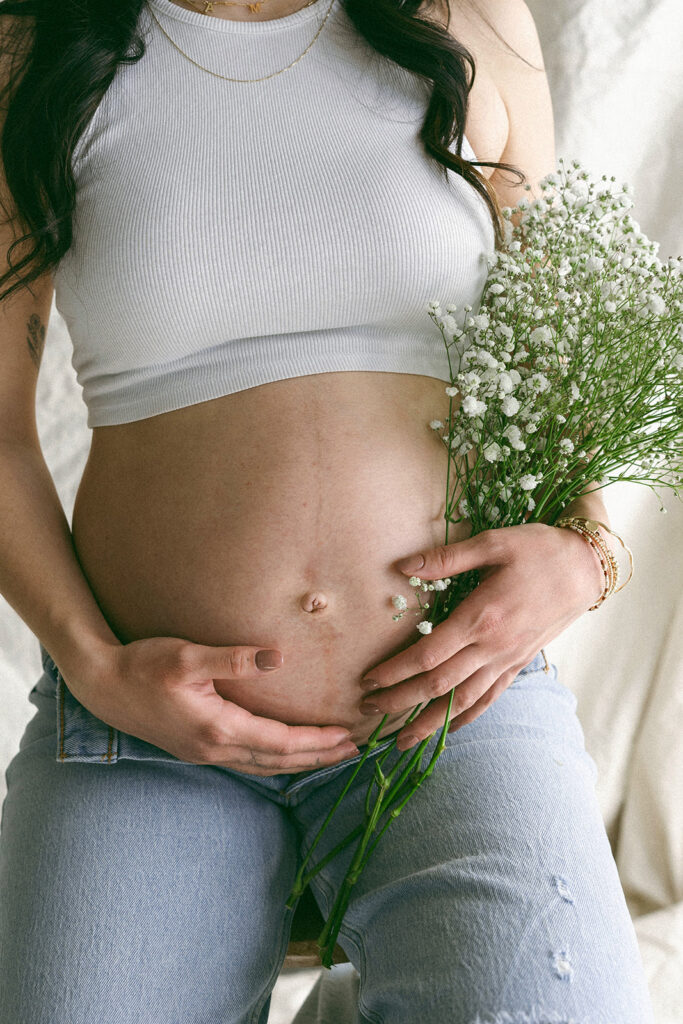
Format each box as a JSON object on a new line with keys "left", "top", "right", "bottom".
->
{"left": 0, "top": 0, "right": 656, "bottom": 1021}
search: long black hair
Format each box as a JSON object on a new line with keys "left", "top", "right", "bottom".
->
{"left": 0, "top": 0, "right": 523, "bottom": 305}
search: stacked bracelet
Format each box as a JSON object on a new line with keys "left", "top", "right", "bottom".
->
{"left": 554, "top": 516, "right": 634, "bottom": 612}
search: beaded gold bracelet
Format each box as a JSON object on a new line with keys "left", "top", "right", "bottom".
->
{"left": 556, "top": 520, "right": 617, "bottom": 609}
{"left": 554, "top": 516, "right": 633, "bottom": 611}
{"left": 557, "top": 516, "right": 634, "bottom": 595}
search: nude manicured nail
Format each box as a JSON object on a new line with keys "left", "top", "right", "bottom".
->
{"left": 396, "top": 733, "right": 419, "bottom": 751}
{"left": 255, "top": 649, "right": 282, "bottom": 670}
{"left": 359, "top": 702, "right": 381, "bottom": 715}
{"left": 360, "top": 678, "right": 380, "bottom": 692}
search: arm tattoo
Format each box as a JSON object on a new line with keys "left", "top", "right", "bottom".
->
{"left": 26, "top": 313, "right": 46, "bottom": 369}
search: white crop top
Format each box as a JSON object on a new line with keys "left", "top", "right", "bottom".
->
{"left": 53, "top": 0, "right": 495, "bottom": 427}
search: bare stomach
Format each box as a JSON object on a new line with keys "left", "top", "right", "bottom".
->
{"left": 71, "top": 371, "right": 469, "bottom": 747}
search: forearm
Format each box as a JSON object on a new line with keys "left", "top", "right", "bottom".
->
{"left": 0, "top": 440, "right": 122, "bottom": 676}
{"left": 554, "top": 480, "right": 611, "bottom": 529}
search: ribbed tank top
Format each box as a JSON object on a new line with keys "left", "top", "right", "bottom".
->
{"left": 53, "top": 0, "right": 495, "bottom": 427}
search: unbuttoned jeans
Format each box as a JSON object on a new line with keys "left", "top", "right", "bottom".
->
{"left": 0, "top": 642, "right": 656, "bottom": 1024}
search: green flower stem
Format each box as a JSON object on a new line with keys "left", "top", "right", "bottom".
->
{"left": 316, "top": 692, "right": 456, "bottom": 967}
{"left": 287, "top": 702, "right": 429, "bottom": 906}
{"left": 347, "top": 689, "right": 456, "bottom": 883}
{"left": 297, "top": 824, "right": 365, "bottom": 887}
{"left": 317, "top": 769, "right": 391, "bottom": 965}
{"left": 285, "top": 715, "right": 390, "bottom": 907}
{"left": 377, "top": 737, "right": 431, "bottom": 807}
{"left": 316, "top": 742, "right": 431, "bottom": 965}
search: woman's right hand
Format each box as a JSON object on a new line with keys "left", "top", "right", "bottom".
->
{"left": 58, "top": 636, "right": 360, "bottom": 776}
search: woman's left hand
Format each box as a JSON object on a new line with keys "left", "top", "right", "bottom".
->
{"left": 359, "top": 522, "right": 606, "bottom": 751}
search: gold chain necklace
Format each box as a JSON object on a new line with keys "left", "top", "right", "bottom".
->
{"left": 181, "top": 0, "right": 317, "bottom": 13}
{"left": 146, "top": 0, "right": 337, "bottom": 84}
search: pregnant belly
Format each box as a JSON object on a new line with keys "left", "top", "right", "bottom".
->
{"left": 71, "top": 372, "right": 468, "bottom": 746}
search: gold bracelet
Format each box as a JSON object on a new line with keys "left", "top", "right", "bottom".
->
{"left": 563, "top": 521, "right": 620, "bottom": 599}
{"left": 554, "top": 516, "right": 624, "bottom": 611}
{"left": 554, "top": 517, "right": 616, "bottom": 610}
{"left": 558, "top": 516, "right": 634, "bottom": 595}
{"left": 576, "top": 518, "right": 634, "bottom": 593}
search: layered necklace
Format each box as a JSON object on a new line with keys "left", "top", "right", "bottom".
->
{"left": 147, "top": 0, "right": 337, "bottom": 83}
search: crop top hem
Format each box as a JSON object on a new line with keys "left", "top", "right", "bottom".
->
{"left": 85, "top": 345, "right": 453, "bottom": 427}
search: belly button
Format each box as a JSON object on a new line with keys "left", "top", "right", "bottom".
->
{"left": 300, "top": 591, "right": 328, "bottom": 613}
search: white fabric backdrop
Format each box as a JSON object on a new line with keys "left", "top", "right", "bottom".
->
{"left": 1, "top": 0, "right": 681, "bottom": 1021}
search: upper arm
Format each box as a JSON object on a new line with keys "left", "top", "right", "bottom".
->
{"left": 447, "top": 0, "right": 556, "bottom": 208}
{"left": 0, "top": 14, "right": 53, "bottom": 446}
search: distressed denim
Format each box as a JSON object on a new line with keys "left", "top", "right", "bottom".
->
{"left": 0, "top": 641, "right": 655, "bottom": 1024}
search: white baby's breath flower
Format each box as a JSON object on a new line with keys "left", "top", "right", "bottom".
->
{"left": 559, "top": 437, "right": 575, "bottom": 454}
{"left": 483, "top": 441, "right": 503, "bottom": 462}
{"left": 408, "top": 576, "right": 422, "bottom": 587}
{"left": 519, "top": 474, "right": 538, "bottom": 491}
{"left": 530, "top": 326, "right": 553, "bottom": 346}
{"left": 429, "top": 419, "right": 444, "bottom": 430}
{"left": 541, "top": 172, "right": 560, "bottom": 189}
{"left": 529, "top": 373, "right": 551, "bottom": 393}
{"left": 391, "top": 595, "right": 408, "bottom": 611}
{"left": 462, "top": 395, "right": 488, "bottom": 417}
{"left": 502, "top": 423, "right": 526, "bottom": 450}
{"left": 501, "top": 395, "right": 520, "bottom": 416}
{"left": 586, "top": 255, "right": 604, "bottom": 273}
{"left": 461, "top": 371, "right": 482, "bottom": 390}
{"left": 416, "top": 620, "right": 433, "bottom": 635}
{"left": 445, "top": 386, "right": 459, "bottom": 397}
{"left": 433, "top": 579, "right": 448, "bottom": 591}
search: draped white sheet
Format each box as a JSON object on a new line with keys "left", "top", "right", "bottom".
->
{"left": 0, "top": 0, "right": 681, "bottom": 1021}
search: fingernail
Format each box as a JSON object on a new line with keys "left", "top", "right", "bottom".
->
{"left": 360, "top": 678, "right": 380, "bottom": 692}
{"left": 396, "top": 733, "right": 419, "bottom": 751}
{"left": 396, "top": 553, "right": 425, "bottom": 573}
{"left": 256, "top": 649, "right": 282, "bottom": 670}
{"left": 341, "top": 744, "right": 360, "bottom": 757}
{"left": 359, "top": 702, "right": 381, "bottom": 716}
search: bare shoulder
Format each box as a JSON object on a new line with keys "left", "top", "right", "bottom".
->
{"left": 444, "top": 0, "right": 556, "bottom": 204}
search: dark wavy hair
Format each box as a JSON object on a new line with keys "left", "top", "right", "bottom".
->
{"left": 0, "top": 0, "right": 524, "bottom": 305}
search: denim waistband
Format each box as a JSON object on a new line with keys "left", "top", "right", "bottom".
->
{"left": 36, "top": 639, "right": 548, "bottom": 803}
{"left": 36, "top": 640, "right": 405, "bottom": 802}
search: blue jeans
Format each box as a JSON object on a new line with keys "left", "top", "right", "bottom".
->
{"left": 0, "top": 642, "right": 655, "bottom": 1024}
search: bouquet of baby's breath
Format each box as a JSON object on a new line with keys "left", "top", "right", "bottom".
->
{"left": 286, "top": 158, "right": 683, "bottom": 967}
